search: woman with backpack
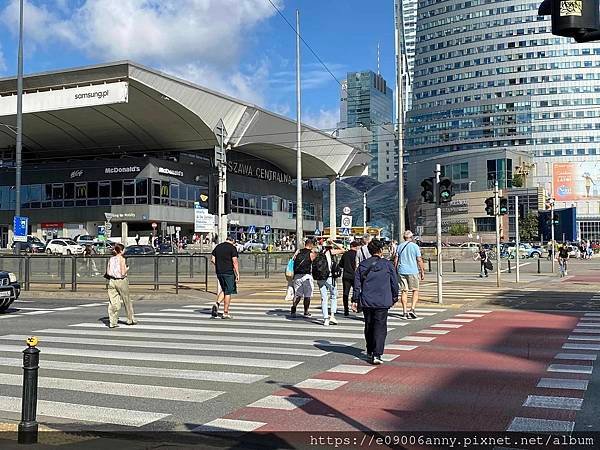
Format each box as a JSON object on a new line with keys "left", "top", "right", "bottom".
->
{"left": 290, "top": 238, "right": 318, "bottom": 317}
{"left": 313, "top": 239, "right": 345, "bottom": 326}
{"left": 352, "top": 239, "right": 398, "bottom": 365}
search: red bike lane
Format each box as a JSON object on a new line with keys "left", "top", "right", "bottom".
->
{"left": 202, "top": 309, "right": 589, "bottom": 434}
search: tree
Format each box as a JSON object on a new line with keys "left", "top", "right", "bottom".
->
{"left": 449, "top": 223, "right": 469, "bottom": 236}
{"left": 512, "top": 173, "right": 524, "bottom": 188}
{"left": 519, "top": 213, "right": 539, "bottom": 241}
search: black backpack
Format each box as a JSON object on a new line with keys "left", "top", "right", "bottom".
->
{"left": 312, "top": 251, "right": 331, "bottom": 280}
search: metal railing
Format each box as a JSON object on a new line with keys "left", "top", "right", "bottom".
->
{"left": 0, "top": 254, "right": 209, "bottom": 293}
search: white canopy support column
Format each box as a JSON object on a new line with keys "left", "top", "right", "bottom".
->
{"left": 329, "top": 175, "right": 337, "bottom": 239}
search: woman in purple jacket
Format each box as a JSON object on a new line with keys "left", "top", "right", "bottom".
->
{"left": 352, "top": 239, "right": 399, "bottom": 365}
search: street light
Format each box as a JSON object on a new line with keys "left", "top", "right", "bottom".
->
{"left": 13, "top": 0, "right": 24, "bottom": 255}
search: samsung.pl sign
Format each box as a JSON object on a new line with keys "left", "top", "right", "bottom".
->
{"left": 0, "top": 81, "right": 129, "bottom": 116}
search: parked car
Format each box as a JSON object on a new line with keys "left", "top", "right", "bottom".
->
{"left": 459, "top": 242, "right": 480, "bottom": 249}
{"left": 521, "top": 243, "right": 544, "bottom": 258}
{"left": 45, "top": 239, "right": 85, "bottom": 255}
{"left": 243, "top": 240, "right": 267, "bottom": 252}
{"left": 565, "top": 245, "right": 581, "bottom": 259}
{"left": 124, "top": 245, "right": 155, "bottom": 256}
{"left": 74, "top": 235, "right": 96, "bottom": 245}
{"left": 0, "top": 270, "right": 20, "bottom": 312}
{"left": 157, "top": 243, "right": 174, "bottom": 255}
{"left": 11, "top": 235, "right": 46, "bottom": 253}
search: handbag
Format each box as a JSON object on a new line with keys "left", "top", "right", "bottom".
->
{"left": 285, "top": 258, "right": 295, "bottom": 280}
{"left": 484, "top": 260, "right": 493, "bottom": 271}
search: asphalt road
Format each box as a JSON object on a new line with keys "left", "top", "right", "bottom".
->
{"left": 0, "top": 265, "right": 599, "bottom": 448}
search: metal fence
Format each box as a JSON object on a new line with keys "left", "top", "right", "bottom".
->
{"left": 0, "top": 254, "right": 210, "bottom": 293}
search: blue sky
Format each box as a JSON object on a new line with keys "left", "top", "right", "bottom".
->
{"left": 0, "top": 0, "right": 396, "bottom": 130}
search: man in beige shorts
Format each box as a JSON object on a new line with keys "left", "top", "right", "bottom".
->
{"left": 394, "top": 230, "right": 425, "bottom": 320}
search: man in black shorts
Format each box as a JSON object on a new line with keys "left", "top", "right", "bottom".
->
{"left": 211, "top": 235, "right": 239, "bottom": 319}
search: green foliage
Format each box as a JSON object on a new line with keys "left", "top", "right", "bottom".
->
{"left": 512, "top": 174, "right": 524, "bottom": 188}
{"left": 519, "top": 213, "right": 539, "bottom": 241}
{"left": 449, "top": 223, "right": 469, "bottom": 236}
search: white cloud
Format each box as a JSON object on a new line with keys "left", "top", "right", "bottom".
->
{"left": 303, "top": 107, "right": 339, "bottom": 131}
{"left": 1, "top": 0, "right": 281, "bottom": 66}
{"left": 164, "top": 58, "right": 271, "bottom": 107}
{"left": 0, "top": 45, "right": 6, "bottom": 74}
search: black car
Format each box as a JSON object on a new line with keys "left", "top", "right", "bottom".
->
{"left": 0, "top": 271, "right": 21, "bottom": 312}
{"left": 124, "top": 245, "right": 155, "bottom": 256}
{"left": 11, "top": 236, "right": 46, "bottom": 253}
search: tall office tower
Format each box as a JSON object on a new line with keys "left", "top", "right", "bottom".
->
{"left": 398, "top": 0, "right": 418, "bottom": 112}
{"left": 338, "top": 71, "right": 394, "bottom": 181}
{"left": 407, "top": 0, "right": 600, "bottom": 238}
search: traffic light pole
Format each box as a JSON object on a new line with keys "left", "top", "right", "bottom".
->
{"left": 363, "top": 192, "right": 367, "bottom": 234}
{"left": 435, "top": 164, "right": 443, "bottom": 304}
{"left": 217, "top": 125, "right": 227, "bottom": 243}
{"left": 494, "top": 181, "right": 501, "bottom": 288}
{"left": 515, "top": 195, "right": 520, "bottom": 283}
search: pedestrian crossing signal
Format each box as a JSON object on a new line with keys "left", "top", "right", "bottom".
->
{"left": 499, "top": 197, "right": 508, "bottom": 215}
{"left": 485, "top": 197, "right": 495, "bottom": 216}
{"left": 438, "top": 177, "right": 454, "bottom": 204}
{"left": 421, "top": 177, "right": 435, "bottom": 203}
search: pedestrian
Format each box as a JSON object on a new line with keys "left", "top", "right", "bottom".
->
{"left": 314, "top": 239, "right": 345, "bottom": 326}
{"left": 340, "top": 240, "right": 360, "bottom": 316}
{"left": 105, "top": 243, "right": 137, "bottom": 328}
{"left": 474, "top": 245, "right": 489, "bottom": 278}
{"left": 211, "top": 235, "right": 239, "bottom": 319}
{"left": 135, "top": 233, "right": 140, "bottom": 245}
{"left": 84, "top": 244, "right": 99, "bottom": 276}
{"left": 290, "top": 238, "right": 317, "bottom": 317}
{"left": 356, "top": 233, "right": 373, "bottom": 266}
{"left": 558, "top": 244, "right": 569, "bottom": 277}
{"left": 395, "top": 230, "right": 425, "bottom": 320}
{"left": 389, "top": 239, "right": 398, "bottom": 262}
{"left": 352, "top": 239, "right": 398, "bottom": 365}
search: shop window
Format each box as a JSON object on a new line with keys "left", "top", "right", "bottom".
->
{"left": 171, "top": 183, "right": 179, "bottom": 206}
{"left": 179, "top": 184, "right": 187, "bottom": 207}
{"left": 123, "top": 180, "right": 135, "bottom": 205}
{"left": 152, "top": 180, "right": 161, "bottom": 205}
{"left": 76, "top": 183, "right": 87, "bottom": 207}
{"left": 98, "top": 181, "right": 110, "bottom": 206}
{"left": 160, "top": 181, "right": 169, "bottom": 205}
{"left": 136, "top": 179, "right": 148, "bottom": 204}
{"left": 111, "top": 180, "right": 122, "bottom": 205}
{"left": 30, "top": 184, "right": 41, "bottom": 209}
{"left": 64, "top": 183, "right": 74, "bottom": 207}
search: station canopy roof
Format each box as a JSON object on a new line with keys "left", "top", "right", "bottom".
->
{"left": 0, "top": 61, "right": 370, "bottom": 178}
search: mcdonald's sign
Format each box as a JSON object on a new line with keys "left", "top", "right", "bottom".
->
{"left": 160, "top": 184, "right": 170, "bottom": 197}
{"left": 76, "top": 185, "right": 87, "bottom": 198}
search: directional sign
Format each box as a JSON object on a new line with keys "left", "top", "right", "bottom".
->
{"left": 247, "top": 225, "right": 256, "bottom": 234}
{"left": 194, "top": 208, "right": 215, "bottom": 233}
{"left": 13, "top": 216, "right": 28, "bottom": 242}
{"left": 264, "top": 225, "right": 272, "bottom": 234}
{"left": 341, "top": 215, "right": 353, "bottom": 229}
{"left": 104, "top": 212, "right": 114, "bottom": 222}
{"left": 340, "top": 227, "right": 351, "bottom": 236}
{"left": 342, "top": 206, "right": 351, "bottom": 215}
{"left": 314, "top": 228, "right": 321, "bottom": 236}
{"left": 97, "top": 225, "right": 106, "bottom": 236}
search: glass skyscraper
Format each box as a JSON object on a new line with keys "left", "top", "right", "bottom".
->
{"left": 339, "top": 71, "right": 394, "bottom": 180}
{"left": 407, "top": 0, "right": 600, "bottom": 238}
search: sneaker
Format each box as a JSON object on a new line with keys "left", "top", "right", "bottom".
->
{"left": 126, "top": 320, "right": 138, "bottom": 326}
{"left": 303, "top": 312, "right": 312, "bottom": 317}
{"left": 398, "top": 312, "right": 408, "bottom": 320}
{"left": 211, "top": 304, "right": 219, "bottom": 318}
{"left": 323, "top": 318, "right": 330, "bottom": 327}
{"left": 366, "top": 352, "right": 373, "bottom": 359}
{"left": 408, "top": 310, "right": 418, "bottom": 319}
{"left": 290, "top": 305, "right": 297, "bottom": 317}
{"left": 329, "top": 315, "right": 338, "bottom": 325}
{"left": 344, "top": 309, "right": 349, "bottom": 317}
{"left": 221, "top": 313, "right": 232, "bottom": 320}
{"left": 372, "top": 356, "right": 383, "bottom": 365}
{"left": 109, "top": 324, "right": 119, "bottom": 329}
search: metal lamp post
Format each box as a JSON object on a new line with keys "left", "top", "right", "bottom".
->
{"left": 13, "top": 0, "right": 24, "bottom": 254}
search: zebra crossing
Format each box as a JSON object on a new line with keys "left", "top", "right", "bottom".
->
{"left": 0, "top": 301, "right": 446, "bottom": 431}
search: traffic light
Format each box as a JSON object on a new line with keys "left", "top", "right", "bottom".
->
{"left": 420, "top": 177, "right": 435, "bottom": 203}
{"left": 208, "top": 172, "right": 218, "bottom": 215}
{"left": 499, "top": 197, "right": 508, "bottom": 215}
{"left": 553, "top": 213, "right": 559, "bottom": 225}
{"left": 485, "top": 197, "right": 495, "bottom": 216}
{"left": 438, "top": 177, "right": 454, "bottom": 204}
{"left": 365, "top": 207, "right": 371, "bottom": 223}
{"left": 539, "top": 0, "right": 600, "bottom": 42}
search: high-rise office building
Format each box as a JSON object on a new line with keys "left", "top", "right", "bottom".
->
{"left": 407, "top": 0, "right": 600, "bottom": 239}
{"left": 338, "top": 70, "right": 394, "bottom": 181}
{"left": 396, "top": 0, "right": 418, "bottom": 112}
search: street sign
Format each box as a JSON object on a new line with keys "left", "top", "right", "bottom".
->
{"left": 13, "top": 216, "right": 28, "bottom": 242}
{"left": 340, "top": 227, "right": 351, "bottom": 236}
{"left": 264, "top": 225, "right": 272, "bottom": 234}
{"left": 314, "top": 228, "right": 321, "bottom": 236}
{"left": 194, "top": 208, "right": 215, "bottom": 233}
{"left": 105, "top": 223, "right": 112, "bottom": 230}
{"left": 175, "top": 226, "right": 181, "bottom": 232}
{"left": 151, "top": 222, "right": 157, "bottom": 229}
{"left": 104, "top": 213, "right": 114, "bottom": 222}
{"left": 97, "top": 225, "right": 106, "bottom": 236}
{"left": 341, "top": 214, "right": 353, "bottom": 229}
{"left": 342, "top": 206, "right": 351, "bottom": 215}
{"left": 247, "top": 225, "right": 256, "bottom": 234}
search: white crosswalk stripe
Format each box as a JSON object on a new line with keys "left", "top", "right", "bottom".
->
{"left": 2, "top": 301, "right": 415, "bottom": 430}
{"left": 0, "top": 300, "right": 445, "bottom": 430}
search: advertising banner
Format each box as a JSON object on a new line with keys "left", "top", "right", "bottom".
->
{"left": 0, "top": 81, "right": 129, "bottom": 116}
{"left": 553, "top": 162, "right": 600, "bottom": 200}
